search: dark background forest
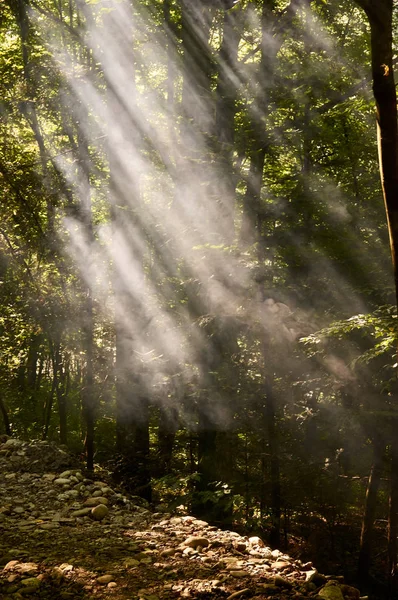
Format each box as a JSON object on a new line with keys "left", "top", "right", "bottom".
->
{"left": 1, "top": 0, "right": 398, "bottom": 595}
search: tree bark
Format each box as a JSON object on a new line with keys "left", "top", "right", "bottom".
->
{"left": 0, "top": 395, "right": 11, "bottom": 436}
{"left": 264, "top": 373, "right": 281, "bottom": 548}
{"left": 389, "top": 433, "right": 398, "bottom": 594}
{"left": 358, "top": 437, "right": 385, "bottom": 584}
{"left": 156, "top": 406, "right": 179, "bottom": 476}
{"left": 55, "top": 343, "right": 68, "bottom": 445}
{"left": 353, "top": 1, "right": 398, "bottom": 591}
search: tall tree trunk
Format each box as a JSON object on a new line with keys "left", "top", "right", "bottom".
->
{"left": 54, "top": 342, "right": 68, "bottom": 445}
{"left": 78, "top": 119, "right": 95, "bottom": 472}
{"left": 388, "top": 433, "right": 398, "bottom": 594}
{"left": 358, "top": 437, "right": 385, "bottom": 584}
{"left": 264, "top": 372, "right": 281, "bottom": 548}
{"left": 214, "top": 5, "right": 241, "bottom": 240}
{"left": 26, "top": 333, "right": 41, "bottom": 389}
{"left": 156, "top": 406, "right": 179, "bottom": 476}
{"left": 0, "top": 395, "right": 11, "bottom": 436}
{"left": 42, "top": 342, "right": 60, "bottom": 440}
{"left": 240, "top": 0, "right": 282, "bottom": 245}
{"left": 353, "top": 1, "right": 398, "bottom": 591}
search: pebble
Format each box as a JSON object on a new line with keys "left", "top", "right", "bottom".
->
{"left": 84, "top": 497, "right": 109, "bottom": 507}
{"left": 97, "top": 574, "right": 114, "bottom": 584}
{"left": 91, "top": 504, "right": 109, "bottom": 521}
{"left": 182, "top": 536, "right": 210, "bottom": 549}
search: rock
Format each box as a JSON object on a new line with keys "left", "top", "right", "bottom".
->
{"left": 306, "top": 570, "right": 328, "bottom": 587}
{"left": 248, "top": 536, "right": 265, "bottom": 548}
{"left": 19, "top": 577, "right": 41, "bottom": 589}
{"left": 91, "top": 504, "right": 109, "bottom": 521}
{"left": 39, "top": 522, "right": 60, "bottom": 530}
{"left": 84, "top": 497, "right": 109, "bottom": 507}
{"left": 97, "top": 574, "right": 114, "bottom": 584}
{"left": 54, "top": 479, "right": 71, "bottom": 486}
{"left": 181, "top": 536, "right": 210, "bottom": 549}
{"left": 271, "top": 560, "right": 291, "bottom": 569}
{"left": 257, "top": 583, "right": 279, "bottom": 594}
{"left": 340, "top": 584, "right": 361, "bottom": 599}
{"left": 70, "top": 508, "right": 91, "bottom": 518}
{"left": 274, "top": 574, "right": 293, "bottom": 588}
{"left": 59, "top": 471, "right": 72, "bottom": 478}
{"left": 5, "top": 561, "right": 20, "bottom": 570}
{"left": 227, "top": 589, "right": 250, "bottom": 599}
{"left": 124, "top": 558, "right": 140, "bottom": 567}
{"left": 318, "top": 584, "right": 345, "bottom": 600}
{"left": 160, "top": 549, "right": 176, "bottom": 557}
{"left": 3, "top": 439, "right": 23, "bottom": 448}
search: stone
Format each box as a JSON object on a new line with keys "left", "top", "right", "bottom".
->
{"left": 340, "top": 585, "right": 361, "bottom": 599}
{"left": 20, "top": 577, "right": 41, "bottom": 589}
{"left": 84, "top": 497, "right": 109, "bottom": 507}
{"left": 257, "top": 583, "right": 279, "bottom": 595}
{"left": 274, "top": 574, "right": 293, "bottom": 588}
{"left": 91, "top": 504, "right": 109, "bottom": 521}
{"left": 124, "top": 558, "right": 140, "bottom": 567}
{"left": 271, "top": 560, "right": 291, "bottom": 569}
{"left": 71, "top": 508, "right": 91, "bottom": 518}
{"left": 248, "top": 536, "right": 265, "bottom": 547}
{"left": 5, "top": 561, "right": 20, "bottom": 570}
{"left": 54, "top": 479, "right": 71, "bottom": 486}
{"left": 160, "top": 549, "right": 176, "bottom": 557}
{"left": 318, "top": 584, "right": 345, "bottom": 600}
{"left": 227, "top": 590, "right": 250, "bottom": 600}
{"left": 4, "top": 439, "right": 23, "bottom": 448}
{"left": 181, "top": 536, "right": 210, "bottom": 549}
{"left": 39, "top": 522, "right": 60, "bottom": 530}
{"left": 306, "top": 570, "right": 328, "bottom": 587}
{"left": 59, "top": 471, "right": 72, "bottom": 478}
{"left": 97, "top": 574, "right": 114, "bottom": 584}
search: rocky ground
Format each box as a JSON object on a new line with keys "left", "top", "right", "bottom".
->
{"left": 0, "top": 437, "right": 367, "bottom": 600}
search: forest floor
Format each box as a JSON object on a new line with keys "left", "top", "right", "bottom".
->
{"left": 0, "top": 437, "right": 365, "bottom": 600}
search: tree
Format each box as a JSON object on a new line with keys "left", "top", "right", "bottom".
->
{"left": 353, "top": 0, "right": 398, "bottom": 591}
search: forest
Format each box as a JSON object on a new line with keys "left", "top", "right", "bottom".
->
{"left": 1, "top": 0, "right": 398, "bottom": 597}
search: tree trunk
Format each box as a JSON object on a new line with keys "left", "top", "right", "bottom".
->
{"left": 54, "top": 343, "right": 68, "bottom": 445}
{"left": 240, "top": 0, "right": 283, "bottom": 245}
{"left": 26, "top": 333, "right": 41, "bottom": 389}
{"left": 358, "top": 437, "right": 385, "bottom": 584}
{"left": 264, "top": 376, "right": 281, "bottom": 548}
{"left": 42, "top": 343, "right": 59, "bottom": 440}
{"left": 213, "top": 6, "right": 241, "bottom": 240}
{"left": 388, "top": 433, "right": 398, "bottom": 594}
{"left": 156, "top": 406, "right": 178, "bottom": 476}
{"left": 353, "top": 1, "right": 398, "bottom": 590}
{"left": 0, "top": 395, "right": 11, "bottom": 436}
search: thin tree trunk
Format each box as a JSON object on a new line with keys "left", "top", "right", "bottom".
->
{"left": 214, "top": 6, "right": 241, "bottom": 240}
{"left": 264, "top": 376, "right": 281, "bottom": 548}
{"left": 54, "top": 343, "right": 68, "bottom": 445}
{"left": 42, "top": 344, "right": 59, "bottom": 440}
{"left": 157, "top": 406, "right": 178, "bottom": 476}
{"left": 0, "top": 395, "right": 11, "bottom": 436}
{"left": 358, "top": 438, "right": 385, "bottom": 584}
